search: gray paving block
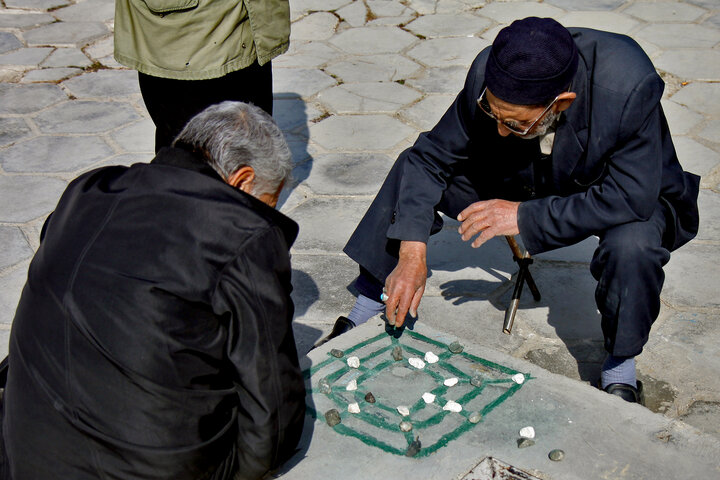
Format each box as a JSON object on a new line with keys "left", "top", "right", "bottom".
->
{"left": 0, "top": 32, "right": 22, "bottom": 55}
{"left": 303, "top": 152, "right": 393, "bottom": 195}
{"left": 290, "top": 0, "right": 351, "bottom": 13}
{"left": 84, "top": 35, "right": 114, "bottom": 61}
{"left": 34, "top": 100, "right": 141, "bottom": 134}
{"left": 436, "top": 0, "right": 483, "bottom": 15}
{"left": 0, "top": 135, "right": 113, "bottom": 173}
{"left": 330, "top": 27, "right": 418, "bottom": 55}
{"left": 687, "top": 0, "right": 720, "bottom": 9}
{"left": 655, "top": 49, "right": 720, "bottom": 81}
{"left": 62, "top": 69, "right": 139, "bottom": 98}
{"left": 546, "top": 0, "right": 625, "bottom": 10}
{"left": 94, "top": 153, "right": 150, "bottom": 169}
{"left": 310, "top": 114, "right": 415, "bottom": 150}
{"left": 335, "top": 1, "right": 367, "bottom": 27}
{"left": 476, "top": 1, "right": 565, "bottom": 24}
{"left": 663, "top": 243, "right": 720, "bottom": 308}
{"left": 0, "top": 12, "right": 54, "bottom": 29}
{"left": 0, "top": 83, "right": 65, "bottom": 114}
{"left": 671, "top": 82, "right": 720, "bottom": 116}
{"left": 290, "top": 196, "right": 371, "bottom": 253}
{"left": 0, "top": 47, "right": 53, "bottom": 67}
{"left": 558, "top": 11, "right": 639, "bottom": 34}
{"left": 366, "top": 13, "right": 416, "bottom": 27}
{"left": 405, "top": 14, "right": 491, "bottom": 38}
{"left": 41, "top": 47, "right": 92, "bottom": 68}
{"left": 660, "top": 99, "right": 704, "bottom": 136}
{"left": 407, "top": 37, "right": 489, "bottom": 68}
{"left": 273, "top": 67, "right": 337, "bottom": 98}
{"left": 324, "top": 54, "right": 422, "bottom": 83}
{"left": 0, "top": 118, "right": 33, "bottom": 147}
{"left": 0, "top": 328, "right": 9, "bottom": 360}
{"left": 698, "top": 122, "right": 720, "bottom": 146}
{"left": 635, "top": 23, "right": 720, "bottom": 48}
{"left": 673, "top": 136, "right": 719, "bottom": 178}
{"left": 405, "top": 0, "right": 437, "bottom": 15}
{"left": 22, "top": 67, "right": 81, "bottom": 83}
{"left": 24, "top": 21, "right": 109, "bottom": 48}
{"left": 318, "top": 82, "right": 422, "bottom": 114}
{"left": 52, "top": 0, "right": 115, "bottom": 22}
{"left": 405, "top": 65, "right": 467, "bottom": 94}
{"left": 400, "top": 94, "right": 455, "bottom": 131}
{"left": 623, "top": 1, "right": 708, "bottom": 22}
{"left": 695, "top": 189, "right": 720, "bottom": 242}
{"left": 5, "top": 0, "right": 70, "bottom": 9}
{"left": 0, "top": 263, "right": 29, "bottom": 330}
{"left": 110, "top": 118, "right": 155, "bottom": 153}
{"left": 273, "top": 42, "right": 342, "bottom": 69}
{"left": 291, "top": 12, "right": 339, "bottom": 42}
{"left": 0, "top": 175, "right": 67, "bottom": 223}
{"left": 705, "top": 12, "right": 720, "bottom": 29}
{"left": 367, "top": 0, "right": 409, "bottom": 18}
{"left": 0, "top": 227, "right": 33, "bottom": 270}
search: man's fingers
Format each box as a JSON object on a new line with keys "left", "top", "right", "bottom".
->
{"left": 409, "top": 286, "right": 424, "bottom": 317}
{"left": 457, "top": 201, "right": 488, "bottom": 222}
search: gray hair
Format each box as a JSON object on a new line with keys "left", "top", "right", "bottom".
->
{"left": 173, "top": 101, "right": 292, "bottom": 196}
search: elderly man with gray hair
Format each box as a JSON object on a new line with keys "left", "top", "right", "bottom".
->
{"left": 1, "top": 102, "right": 305, "bottom": 480}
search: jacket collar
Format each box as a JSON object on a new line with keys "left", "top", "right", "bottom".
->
{"left": 150, "top": 146, "right": 299, "bottom": 247}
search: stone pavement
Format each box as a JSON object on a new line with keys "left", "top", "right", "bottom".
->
{"left": 0, "top": 0, "right": 719, "bottom": 470}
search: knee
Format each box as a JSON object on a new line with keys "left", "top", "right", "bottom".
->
{"left": 594, "top": 228, "right": 670, "bottom": 274}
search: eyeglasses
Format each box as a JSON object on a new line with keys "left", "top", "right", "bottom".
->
{"left": 477, "top": 87, "right": 560, "bottom": 136}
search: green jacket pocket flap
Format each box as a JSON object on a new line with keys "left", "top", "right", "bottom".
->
{"left": 143, "top": 0, "right": 198, "bottom": 14}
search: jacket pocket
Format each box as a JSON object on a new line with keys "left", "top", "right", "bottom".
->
{"left": 142, "top": 0, "right": 198, "bottom": 14}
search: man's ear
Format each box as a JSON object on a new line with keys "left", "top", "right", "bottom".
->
{"left": 226, "top": 166, "right": 256, "bottom": 194}
{"left": 555, "top": 91, "right": 577, "bottom": 113}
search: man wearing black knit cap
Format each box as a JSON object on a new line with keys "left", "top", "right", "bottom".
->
{"left": 321, "top": 17, "right": 700, "bottom": 405}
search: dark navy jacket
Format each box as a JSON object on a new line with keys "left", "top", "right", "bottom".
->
{"left": 2, "top": 148, "right": 305, "bottom": 480}
{"left": 386, "top": 28, "right": 699, "bottom": 254}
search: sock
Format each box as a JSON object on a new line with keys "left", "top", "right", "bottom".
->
{"left": 347, "top": 294, "right": 385, "bottom": 326}
{"left": 600, "top": 355, "right": 637, "bottom": 389}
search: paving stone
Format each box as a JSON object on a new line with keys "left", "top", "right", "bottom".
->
{"left": 0, "top": 135, "right": 113, "bottom": 173}
{"left": 96, "top": 54, "right": 122, "bottom": 69}
{"left": 367, "top": 13, "right": 416, "bottom": 27}
{"left": 95, "top": 152, "right": 150, "bottom": 169}
{"left": 407, "top": 37, "right": 488, "bottom": 68}
{"left": 0, "top": 82, "right": 65, "bottom": 114}
{"left": 405, "top": 14, "right": 491, "bottom": 38}
{"left": 660, "top": 99, "right": 704, "bottom": 136}
{"left": 476, "top": 1, "right": 565, "bottom": 24}
{"left": 330, "top": 27, "right": 418, "bottom": 55}
{"left": 273, "top": 98, "right": 320, "bottom": 133}
{"left": 654, "top": 49, "right": 720, "bottom": 81}
{"left": 273, "top": 67, "right": 337, "bottom": 98}
{"left": 84, "top": 36, "right": 114, "bottom": 61}
{"left": 22, "top": 67, "right": 81, "bottom": 82}
{"left": 0, "top": 47, "right": 54, "bottom": 66}
{"left": 0, "top": 175, "right": 67, "bottom": 223}
{"left": 663, "top": 243, "right": 720, "bottom": 308}
{"left": 400, "top": 94, "right": 455, "bottom": 131}
{"left": 53, "top": 0, "right": 115, "bottom": 22}
{"left": 290, "top": 196, "right": 371, "bottom": 253}
{"left": 367, "top": 0, "right": 409, "bottom": 18}
{"left": 0, "top": 12, "right": 54, "bottom": 29}
{"left": 0, "top": 32, "right": 22, "bottom": 55}
{"left": 5, "top": 0, "right": 70, "bottom": 9}
{"left": 34, "top": 100, "right": 141, "bottom": 134}
{"left": 291, "top": 12, "right": 339, "bottom": 41}
{"left": 558, "top": 12, "right": 639, "bottom": 35}
{"left": 0, "top": 263, "right": 29, "bottom": 332}
{"left": 698, "top": 122, "right": 720, "bottom": 148}
{"left": 623, "top": 1, "right": 708, "bottom": 23}
{"left": 673, "top": 136, "right": 719, "bottom": 179}
{"left": 109, "top": 118, "right": 155, "bottom": 153}
{"left": 671, "top": 82, "right": 720, "bottom": 117}
{"left": 0, "top": 227, "right": 33, "bottom": 270}
{"left": 335, "top": 1, "right": 368, "bottom": 27}
{"left": 635, "top": 23, "right": 720, "bottom": 49}
{"left": 24, "top": 21, "right": 109, "bottom": 48}
{"left": 62, "top": 70, "right": 139, "bottom": 98}
{"left": 318, "top": 82, "right": 422, "bottom": 114}
{"left": 273, "top": 41, "right": 342, "bottom": 69}
{"left": 0, "top": 118, "right": 32, "bottom": 147}
{"left": 405, "top": 0, "right": 437, "bottom": 16}
{"left": 705, "top": 12, "right": 720, "bottom": 29}
{"left": 324, "top": 54, "right": 422, "bottom": 83}
{"left": 405, "top": 65, "right": 467, "bottom": 94}
{"left": 303, "top": 152, "right": 393, "bottom": 195}
{"left": 40, "top": 48, "right": 92, "bottom": 68}
{"left": 436, "top": 0, "right": 483, "bottom": 15}
{"left": 310, "top": 114, "right": 415, "bottom": 150}
{"left": 695, "top": 189, "right": 720, "bottom": 242}
{"left": 290, "top": 0, "right": 351, "bottom": 13}
{"left": 546, "top": 0, "right": 625, "bottom": 10}
{"left": 687, "top": 0, "right": 720, "bottom": 9}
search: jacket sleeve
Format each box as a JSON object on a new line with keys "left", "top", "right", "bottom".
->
{"left": 211, "top": 226, "right": 305, "bottom": 480}
{"left": 386, "top": 51, "right": 487, "bottom": 243}
{"left": 518, "top": 72, "right": 666, "bottom": 254}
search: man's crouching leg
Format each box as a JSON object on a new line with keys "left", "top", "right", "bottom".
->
{"left": 591, "top": 204, "right": 671, "bottom": 404}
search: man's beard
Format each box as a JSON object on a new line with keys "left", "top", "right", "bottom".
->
{"left": 520, "top": 109, "right": 560, "bottom": 140}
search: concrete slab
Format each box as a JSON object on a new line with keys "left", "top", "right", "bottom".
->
{"left": 0, "top": 264, "right": 28, "bottom": 340}
{"left": 400, "top": 94, "right": 455, "bottom": 131}
{"left": 84, "top": 36, "right": 114, "bottom": 61}
{"left": 367, "top": 13, "right": 416, "bottom": 27}
{"left": 673, "top": 136, "right": 719, "bottom": 181}
{"left": 661, "top": 99, "right": 704, "bottom": 136}
{"left": 0, "top": 47, "right": 53, "bottom": 67}
{"left": 546, "top": 0, "right": 625, "bottom": 11}
{"left": 0, "top": 82, "right": 66, "bottom": 114}
{"left": 290, "top": 0, "right": 351, "bottom": 14}
{"left": 698, "top": 122, "right": 720, "bottom": 147}
{"left": 367, "top": 0, "right": 409, "bottom": 18}
{"left": 52, "top": 0, "right": 115, "bottom": 23}
{"left": 291, "top": 12, "right": 338, "bottom": 41}
{"left": 33, "top": 100, "right": 142, "bottom": 134}
{"left": 290, "top": 196, "right": 372, "bottom": 253}
{"left": 662, "top": 243, "right": 720, "bottom": 309}
{"left": 670, "top": 82, "right": 720, "bottom": 116}
{"left": 279, "top": 321, "right": 720, "bottom": 480}
{"left": 405, "top": 14, "right": 492, "bottom": 38}
{"left": 302, "top": 152, "right": 393, "bottom": 195}
{"left": 0, "top": 175, "right": 67, "bottom": 223}
{"left": 273, "top": 42, "right": 341, "bottom": 69}
{"left": 558, "top": 11, "right": 640, "bottom": 35}
{"left": 5, "top": 0, "right": 70, "bottom": 9}
{"left": 476, "top": 2, "right": 566, "bottom": 24}
{"left": 0, "top": 226, "right": 33, "bottom": 271}
{"left": 654, "top": 49, "right": 720, "bottom": 81}
{"left": 0, "top": 135, "right": 113, "bottom": 173}
{"left": 623, "top": 1, "right": 708, "bottom": 23}
{"left": 405, "top": 0, "right": 437, "bottom": 16}
{"left": 273, "top": 98, "right": 322, "bottom": 133}
{"left": 407, "top": 37, "right": 489, "bottom": 68}
{"left": 23, "top": 21, "right": 109, "bottom": 48}
{"left": 317, "top": 82, "right": 422, "bottom": 114}
{"left": 310, "top": 114, "right": 415, "bottom": 150}
{"left": 331, "top": 27, "right": 418, "bottom": 55}
{"left": 0, "top": 32, "right": 22, "bottom": 55}
{"left": 62, "top": 70, "right": 140, "bottom": 98}
{"left": 40, "top": 47, "right": 92, "bottom": 68}
{"left": 335, "top": 1, "right": 367, "bottom": 28}
{"left": 0, "top": 12, "right": 54, "bottom": 29}
{"left": 325, "top": 54, "right": 422, "bottom": 83}
{"left": 405, "top": 65, "right": 468, "bottom": 94}
{"left": 22, "top": 67, "right": 81, "bottom": 82}
{"left": 635, "top": 23, "right": 720, "bottom": 49}
{"left": 0, "top": 118, "right": 33, "bottom": 147}
{"left": 273, "top": 67, "right": 337, "bottom": 98}
{"left": 110, "top": 118, "right": 155, "bottom": 154}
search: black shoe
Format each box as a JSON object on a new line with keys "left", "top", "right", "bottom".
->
{"left": 603, "top": 381, "right": 645, "bottom": 405}
{"left": 313, "top": 316, "right": 355, "bottom": 349}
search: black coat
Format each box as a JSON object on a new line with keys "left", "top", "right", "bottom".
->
{"left": 385, "top": 28, "right": 699, "bottom": 254}
{"left": 1, "top": 147, "right": 305, "bottom": 480}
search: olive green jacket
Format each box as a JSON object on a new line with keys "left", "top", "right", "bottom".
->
{"left": 114, "top": 0, "right": 290, "bottom": 80}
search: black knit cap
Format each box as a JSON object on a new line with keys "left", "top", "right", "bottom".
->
{"left": 485, "top": 17, "right": 578, "bottom": 105}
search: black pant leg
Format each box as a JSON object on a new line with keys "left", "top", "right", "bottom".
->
{"left": 590, "top": 204, "right": 671, "bottom": 357}
{"left": 138, "top": 61, "right": 273, "bottom": 152}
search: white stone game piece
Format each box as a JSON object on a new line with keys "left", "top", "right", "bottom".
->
{"left": 512, "top": 373, "right": 525, "bottom": 384}
{"left": 348, "top": 402, "right": 361, "bottom": 414}
{"left": 519, "top": 426, "right": 535, "bottom": 439}
{"left": 346, "top": 379, "right": 357, "bottom": 391}
{"left": 408, "top": 357, "right": 426, "bottom": 369}
{"left": 443, "top": 377, "right": 459, "bottom": 387}
{"left": 422, "top": 392, "right": 436, "bottom": 404}
{"left": 347, "top": 356, "right": 360, "bottom": 368}
{"left": 424, "top": 351, "right": 439, "bottom": 363}
{"left": 442, "top": 400, "right": 462, "bottom": 413}
{"left": 397, "top": 405, "right": 410, "bottom": 416}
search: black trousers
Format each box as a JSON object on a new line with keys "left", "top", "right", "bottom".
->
{"left": 344, "top": 152, "right": 671, "bottom": 358}
{"left": 138, "top": 61, "right": 273, "bottom": 152}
